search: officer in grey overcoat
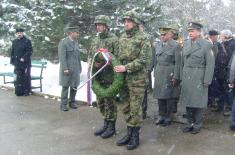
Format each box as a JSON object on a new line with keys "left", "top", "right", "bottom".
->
{"left": 180, "top": 22, "right": 215, "bottom": 134}
{"left": 58, "top": 24, "right": 82, "bottom": 111}
{"left": 152, "top": 27, "right": 181, "bottom": 126}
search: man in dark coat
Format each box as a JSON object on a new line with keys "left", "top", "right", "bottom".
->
{"left": 220, "top": 29, "right": 235, "bottom": 116}
{"left": 10, "top": 28, "right": 33, "bottom": 96}
{"left": 228, "top": 51, "right": 235, "bottom": 131}
{"left": 180, "top": 22, "right": 215, "bottom": 134}
{"left": 207, "top": 30, "right": 220, "bottom": 109}
{"left": 58, "top": 24, "right": 82, "bottom": 111}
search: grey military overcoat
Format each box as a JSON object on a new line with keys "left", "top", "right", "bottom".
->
{"left": 179, "top": 38, "right": 215, "bottom": 108}
{"left": 58, "top": 37, "right": 82, "bottom": 87}
{"left": 153, "top": 39, "right": 181, "bottom": 99}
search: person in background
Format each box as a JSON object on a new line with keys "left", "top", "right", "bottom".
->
{"left": 10, "top": 28, "right": 33, "bottom": 96}
{"left": 139, "top": 20, "right": 154, "bottom": 119}
{"left": 228, "top": 50, "right": 235, "bottom": 131}
{"left": 58, "top": 23, "right": 82, "bottom": 111}
{"left": 207, "top": 30, "right": 221, "bottom": 110}
{"left": 220, "top": 29, "right": 235, "bottom": 116}
{"left": 180, "top": 22, "right": 214, "bottom": 134}
{"left": 153, "top": 26, "right": 181, "bottom": 127}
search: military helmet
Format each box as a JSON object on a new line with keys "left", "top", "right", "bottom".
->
{"left": 122, "top": 10, "right": 140, "bottom": 24}
{"left": 94, "top": 15, "right": 111, "bottom": 27}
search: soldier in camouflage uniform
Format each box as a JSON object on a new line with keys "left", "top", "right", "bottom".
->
{"left": 88, "top": 15, "right": 119, "bottom": 139}
{"left": 114, "top": 11, "right": 151, "bottom": 150}
{"left": 152, "top": 27, "right": 181, "bottom": 127}
{"left": 139, "top": 20, "right": 154, "bottom": 119}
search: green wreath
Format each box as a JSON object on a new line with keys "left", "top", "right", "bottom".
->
{"left": 91, "top": 52, "right": 124, "bottom": 99}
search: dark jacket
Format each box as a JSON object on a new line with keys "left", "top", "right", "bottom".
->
{"left": 214, "top": 42, "right": 229, "bottom": 79}
{"left": 223, "top": 38, "right": 235, "bottom": 59}
{"left": 229, "top": 53, "right": 235, "bottom": 83}
{"left": 220, "top": 38, "right": 235, "bottom": 79}
{"left": 10, "top": 36, "right": 33, "bottom": 69}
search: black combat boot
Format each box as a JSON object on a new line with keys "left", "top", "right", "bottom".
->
{"left": 101, "top": 121, "right": 116, "bottom": 139}
{"left": 126, "top": 126, "right": 140, "bottom": 150}
{"left": 69, "top": 102, "right": 78, "bottom": 109}
{"left": 94, "top": 120, "right": 108, "bottom": 136}
{"left": 69, "top": 87, "right": 78, "bottom": 109}
{"left": 116, "top": 126, "right": 132, "bottom": 146}
{"left": 60, "top": 104, "right": 69, "bottom": 111}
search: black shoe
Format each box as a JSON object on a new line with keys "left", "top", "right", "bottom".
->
{"left": 230, "top": 125, "right": 235, "bottom": 131}
{"left": 60, "top": 104, "right": 69, "bottom": 111}
{"left": 155, "top": 118, "right": 165, "bottom": 125}
{"left": 223, "top": 110, "right": 231, "bottom": 116}
{"left": 190, "top": 128, "right": 200, "bottom": 134}
{"left": 94, "top": 120, "right": 108, "bottom": 136}
{"left": 143, "top": 112, "right": 147, "bottom": 119}
{"left": 211, "top": 106, "right": 223, "bottom": 112}
{"left": 116, "top": 126, "right": 132, "bottom": 146}
{"left": 182, "top": 126, "right": 193, "bottom": 133}
{"left": 161, "top": 120, "right": 171, "bottom": 127}
{"left": 24, "top": 93, "right": 30, "bottom": 96}
{"left": 69, "top": 102, "right": 78, "bottom": 109}
{"left": 182, "top": 113, "right": 187, "bottom": 118}
{"left": 126, "top": 127, "right": 140, "bottom": 150}
{"left": 101, "top": 121, "right": 116, "bottom": 139}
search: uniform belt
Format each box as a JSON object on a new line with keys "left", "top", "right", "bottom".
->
{"left": 121, "top": 60, "right": 128, "bottom": 65}
{"left": 185, "top": 64, "right": 205, "bottom": 68}
{"left": 157, "top": 62, "right": 175, "bottom": 66}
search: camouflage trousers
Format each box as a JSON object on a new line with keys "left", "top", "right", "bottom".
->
{"left": 118, "top": 86, "right": 145, "bottom": 127}
{"left": 97, "top": 98, "right": 117, "bottom": 121}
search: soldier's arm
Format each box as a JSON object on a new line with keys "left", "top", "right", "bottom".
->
{"left": 173, "top": 45, "right": 182, "bottom": 80}
{"left": 125, "top": 40, "right": 151, "bottom": 73}
{"left": 204, "top": 46, "right": 215, "bottom": 85}
{"left": 112, "top": 37, "right": 119, "bottom": 57}
{"left": 149, "top": 47, "right": 156, "bottom": 72}
{"left": 179, "top": 49, "right": 184, "bottom": 81}
{"left": 78, "top": 46, "right": 82, "bottom": 73}
{"left": 58, "top": 40, "right": 68, "bottom": 71}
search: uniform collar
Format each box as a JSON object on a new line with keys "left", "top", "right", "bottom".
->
{"left": 125, "top": 27, "right": 139, "bottom": 37}
{"left": 98, "top": 31, "right": 109, "bottom": 39}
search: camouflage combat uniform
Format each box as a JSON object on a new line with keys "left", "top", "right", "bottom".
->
{"left": 88, "top": 15, "right": 119, "bottom": 139}
{"left": 116, "top": 11, "right": 151, "bottom": 150}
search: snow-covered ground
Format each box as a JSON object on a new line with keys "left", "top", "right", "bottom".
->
{"left": 0, "top": 56, "right": 96, "bottom": 102}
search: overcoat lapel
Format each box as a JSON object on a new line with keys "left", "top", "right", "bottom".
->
{"left": 183, "top": 40, "right": 201, "bottom": 56}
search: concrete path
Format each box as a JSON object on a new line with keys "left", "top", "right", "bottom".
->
{"left": 1, "top": 88, "right": 235, "bottom": 155}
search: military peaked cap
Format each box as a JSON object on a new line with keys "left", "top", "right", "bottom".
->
{"left": 208, "top": 30, "right": 219, "bottom": 36}
{"left": 187, "top": 22, "right": 203, "bottom": 30}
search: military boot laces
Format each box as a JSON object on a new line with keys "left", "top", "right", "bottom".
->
{"left": 126, "top": 127, "right": 140, "bottom": 150}
{"left": 116, "top": 126, "right": 132, "bottom": 146}
{"left": 101, "top": 121, "right": 116, "bottom": 139}
{"left": 94, "top": 120, "right": 108, "bottom": 136}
